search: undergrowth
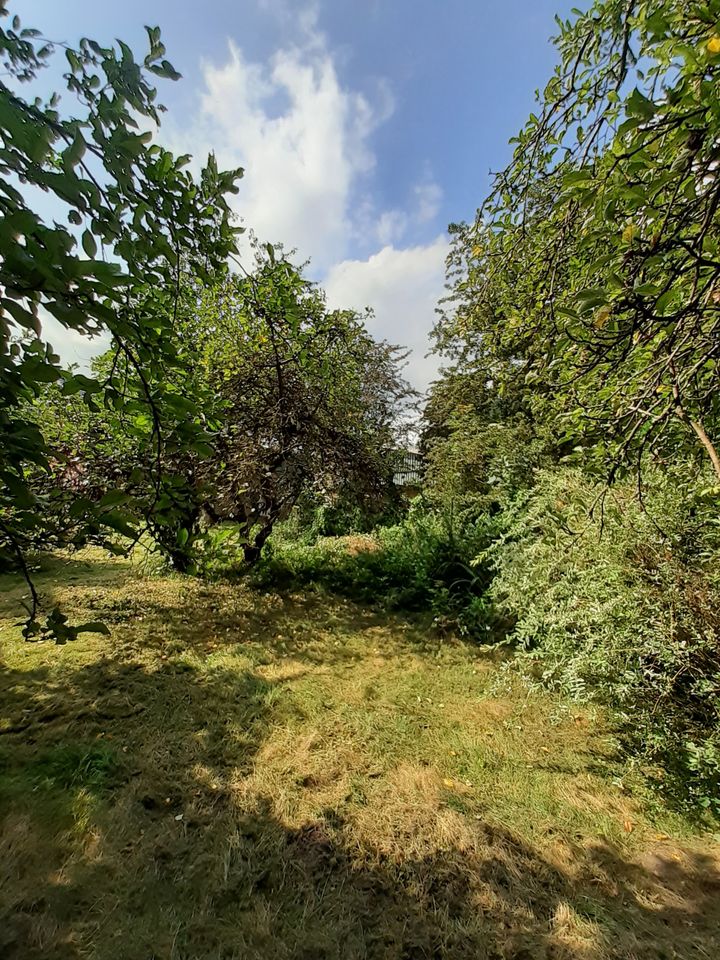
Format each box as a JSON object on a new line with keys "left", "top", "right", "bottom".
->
{"left": 489, "top": 468, "right": 720, "bottom": 820}
{"left": 256, "top": 467, "right": 720, "bottom": 820}
{"left": 255, "top": 503, "right": 500, "bottom": 637}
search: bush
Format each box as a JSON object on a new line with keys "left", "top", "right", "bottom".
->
{"left": 489, "top": 468, "right": 720, "bottom": 816}
{"left": 259, "top": 463, "right": 720, "bottom": 816}
{"left": 255, "top": 501, "right": 500, "bottom": 636}
{"left": 275, "top": 490, "right": 407, "bottom": 545}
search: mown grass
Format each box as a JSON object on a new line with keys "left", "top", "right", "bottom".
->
{"left": 1, "top": 549, "right": 719, "bottom": 959}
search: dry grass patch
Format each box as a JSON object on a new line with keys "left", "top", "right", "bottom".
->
{"left": 0, "top": 550, "right": 719, "bottom": 959}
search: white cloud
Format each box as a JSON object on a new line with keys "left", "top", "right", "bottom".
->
{"left": 414, "top": 179, "right": 443, "bottom": 223}
{"left": 173, "top": 28, "right": 391, "bottom": 274}
{"left": 375, "top": 209, "right": 408, "bottom": 246}
{"left": 163, "top": 12, "right": 448, "bottom": 392}
{"left": 258, "top": 0, "right": 323, "bottom": 41}
{"left": 44, "top": 7, "right": 448, "bottom": 393}
{"left": 324, "top": 236, "right": 449, "bottom": 395}
{"left": 38, "top": 312, "right": 111, "bottom": 372}
{"left": 366, "top": 178, "right": 443, "bottom": 247}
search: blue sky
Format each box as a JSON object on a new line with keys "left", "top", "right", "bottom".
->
{"left": 21, "top": 0, "right": 575, "bottom": 390}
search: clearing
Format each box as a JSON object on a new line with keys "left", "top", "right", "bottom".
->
{"left": 1, "top": 551, "right": 719, "bottom": 960}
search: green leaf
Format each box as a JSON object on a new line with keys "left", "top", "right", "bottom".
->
{"left": 634, "top": 282, "right": 662, "bottom": 297}
{"left": 149, "top": 59, "right": 182, "bottom": 81}
{"left": 98, "top": 489, "right": 130, "bottom": 508}
{"left": 575, "top": 288, "right": 609, "bottom": 314}
{"left": 2, "top": 298, "right": 41, "bottom": 335}
{"left": 0, "top": 471, "right": 35, "bottom": 508}
{"left": 655, "top": 290, "right": 679, "bottom": 316}
{"left": 626, "top": 88, "right": 656, "bottom": 120}
{"left": 26, "top": 360, "right": 62, "bottom": 384}
{"left": 191, "top": 440, "right": 214, "bottom": 457}
{"left": 102, "top": 511, "right": 138, "bottom": 539}
{"left": 63, "top": 132, "right": 86, "bottom": 169}
{"left": 65, "top": 49, "right": 81, "bottom": 72}
{"left": 81, "top": 229, "right": 98, "bottom": 258}
{"left": 69, "top": 497, "right": 95, "bottom": 519}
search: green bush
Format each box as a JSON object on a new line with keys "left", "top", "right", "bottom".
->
{"left": 489, "top": 468, "right": 720, "bottom": 816}
{"left": 259, "top": 462, "right": 720, "bottom": 816}
{"left": 274, "top": 490, "right": 407, "bottom": 546}
{"left": 256, "top": 502, "right": 500, "bottom": 636}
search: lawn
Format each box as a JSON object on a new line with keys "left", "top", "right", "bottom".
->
{"left": 1, "top": 551, "right": 719, "bottom": 959}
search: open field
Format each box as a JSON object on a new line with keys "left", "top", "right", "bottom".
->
{"left": 1, "top": 551, "right": 719, "bottom": 959}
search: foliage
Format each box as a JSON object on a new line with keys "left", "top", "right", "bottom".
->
{"left": 274, "top": 487, "right": 407, "bottom": 546}
{"left": 0, "top": 6, "right": 242, "bottom": 636}
{"left": 257, "top": 503, "right": 499, "bottom": 636}
{"left": 489, "top": 468, "right": 720, "bottom": 815}
{"left": 28, "top": 246, "right": 414, "bottom": 573}
{"left": 420, "top": 0, "right": 720, "bottom": 816}
{"left": 421, "top": 368, "right": 556, "bottom": 516}
{"left": 439, "top": 0, "right": 720, "bottom": 483}
{"left": 169, "top": 243, "right": 415, "bottom": 564}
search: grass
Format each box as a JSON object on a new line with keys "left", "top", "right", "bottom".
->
{"left": 1, "top": 549, "right": 719, "bottom": 959}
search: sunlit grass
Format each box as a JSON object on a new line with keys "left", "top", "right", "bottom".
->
{"left": 1, "top": 550, "right": 719, "bottom": 959}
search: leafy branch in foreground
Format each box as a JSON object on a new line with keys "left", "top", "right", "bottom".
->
{"left": 0, "top": 6, "right": 242, "bottom": 639}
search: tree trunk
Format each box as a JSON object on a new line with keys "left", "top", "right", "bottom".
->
{"left": 169, "top": 548, "right": 192, "bottom": 573}
{"left": 242, "top": 523, "right": 274, "bottom": 565}
{"left": 688, "top": 418, "right": 720, "bottom": 482}
{"left": 671, "top": 373, "right": 720, "bottom": 482}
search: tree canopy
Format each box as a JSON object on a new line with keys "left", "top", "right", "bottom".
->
{"left": 437, "top": 0, "right": 720, "bottom": 487}
{"left": 0, "top": 7, "right": 242, "bottom": 637}
{"left": 187, "top": 244, "right": 414, "bottom": 563}
{"left": 32, "top": 245, "right": 414, "bottom": 573}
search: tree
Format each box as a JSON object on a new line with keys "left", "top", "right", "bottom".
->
{"left": 0, "top": 6, "right": 242, "bottom": 638}
{"left": 31, "top": 246, "right": 415, "bottom": 571}
{"left": 185, "top": 244, "right": 415, "bottom": 563}
{"left": 421, "top": 366, "right": 555, "bottom": 513}
{"left": 440, "top": 0, "right": 720, "bottom": 486}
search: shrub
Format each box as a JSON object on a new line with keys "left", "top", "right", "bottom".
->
{"left": 274, "top": 490, "right": 407, "bottom": 546}
{"left": 256, "top": 501, "right": 500, "bottom": 636}
{"left": 489, "top": 468, "right": 720, "bottom": 816}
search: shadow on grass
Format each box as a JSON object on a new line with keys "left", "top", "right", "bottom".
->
{"left": 0, "top": 552, "right": 141, "bottom": 622}
{"left": 74, "top": 585, "right": 447, "bottom": 669}
{"left": 1, "top": 653, "right": 719, "bottom": 959}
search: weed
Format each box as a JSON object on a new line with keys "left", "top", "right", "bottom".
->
{"left": 31, "top": 743, "right": 120, "bottom": 792}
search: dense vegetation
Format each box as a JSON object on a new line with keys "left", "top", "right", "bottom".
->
{"left": 0, "top": 9, "right": 411, "bottom": 633}
{"left": 0, "top": 10, "right": 241, "bottom": 638}
{"left": 257, "top": 0, "right": 720, "bottom": 817}
{"left": 421, "top": 0, "right": 720, "bottom": 815}
{"left": 1, "top": 0, "right": 719, "bottom": 830}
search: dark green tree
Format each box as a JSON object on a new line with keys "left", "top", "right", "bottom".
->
{"left": 31, "top": 245, "right": 415, "bottom": 571}
{"left": 183, "top": 244, "right": 415, "bottom": 563}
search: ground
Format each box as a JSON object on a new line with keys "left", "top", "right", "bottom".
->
{"left": 1, "top": 551, "right": 719, "bottom": 959}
